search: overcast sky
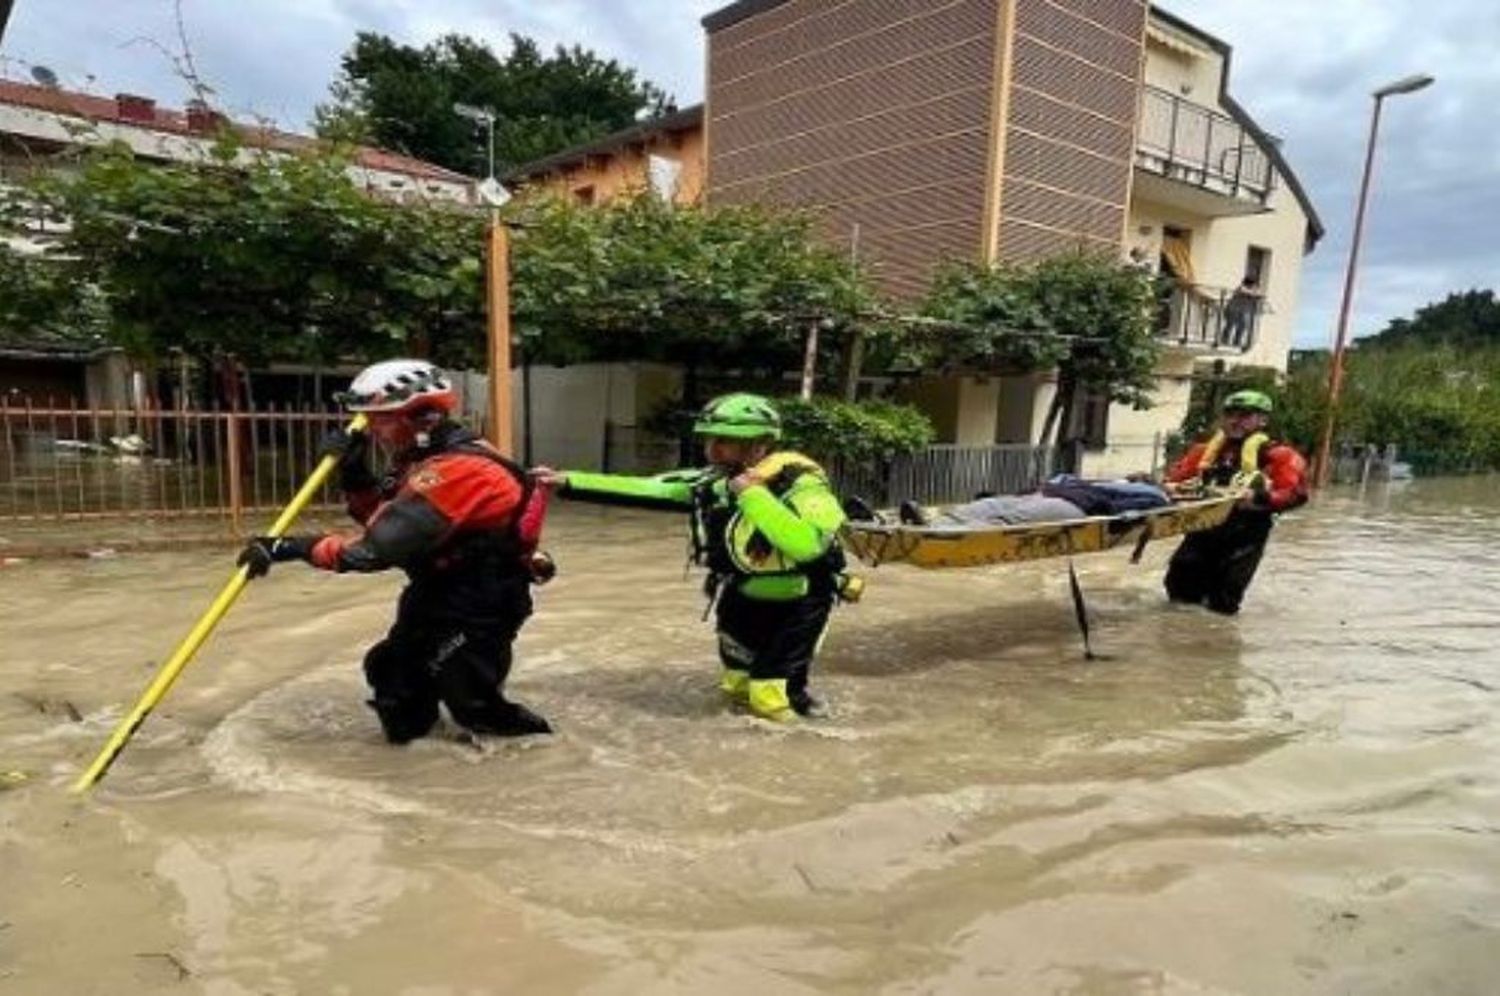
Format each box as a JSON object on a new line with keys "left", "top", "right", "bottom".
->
{"left": 3, "top": 0, "right": 1493, "bottom": 347}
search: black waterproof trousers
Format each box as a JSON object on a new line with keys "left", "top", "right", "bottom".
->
{"left": 362, "top": 571, "right": 549, "bottom": 743}
{"left": 1164, "top": 510, "right": 1274, "bottom": 616}
{"left": 716, "top": 586, "right": 834, "bottom": 715}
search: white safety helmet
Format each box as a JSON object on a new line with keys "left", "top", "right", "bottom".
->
{"left": 338, "top": 359, "right": 457, "bottom": 415}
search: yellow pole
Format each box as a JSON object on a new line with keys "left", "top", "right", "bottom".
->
{"left": 71, "top": 413, "right": 369, "bottom": 793}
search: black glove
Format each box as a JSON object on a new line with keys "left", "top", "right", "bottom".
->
{"left": 237, "top": 535, "right": 318, "bottom": 579}
{"left": 320, "top": 429, "right": 377, "bottom": 492}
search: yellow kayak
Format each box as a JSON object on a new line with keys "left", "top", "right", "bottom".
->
{"left": 840, "top": 495, "right": 1238, "bottom": 569}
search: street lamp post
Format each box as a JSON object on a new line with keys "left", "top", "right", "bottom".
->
{"left": 1314, "top": 73, "right": 1434, "bottom": 488}
{"left": 453, "top": 103, "right": 516, "bottom": 456}
{"left": 453, "top": 102, "right": 497, "bottom": 190}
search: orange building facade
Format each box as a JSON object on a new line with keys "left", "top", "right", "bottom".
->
{"left": 503, "top": 106, "right": 706, "bottom": 205}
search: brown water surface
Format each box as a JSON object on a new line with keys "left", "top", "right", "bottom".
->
{"left": 1, "top": 478, "right": 1497, "bottom": 993}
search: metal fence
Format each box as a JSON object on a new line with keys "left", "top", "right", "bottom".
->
{"left": 1331, "top": 442, "right": 1407, "bottom": 484}
{"left": 1159, "top": 283, "right": 1259, "bottom": 353}
{"left": 1, "top": 401, "right": 1072, "bottom": 534}
{"left": 1136, "top": 86, "right": 1274, "bottom": 201}
{"left": 828, "top": 444, "right": 1070, "bottom": 507}
{"left": 601, "top": 421, "right": 683, "bottom": 474}
{"left": 0, "top": 400, "right": 349, "bottom": 533}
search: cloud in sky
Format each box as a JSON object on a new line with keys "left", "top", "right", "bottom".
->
{"left": 3, "top": 0, "right": 1490, "bottom": 347}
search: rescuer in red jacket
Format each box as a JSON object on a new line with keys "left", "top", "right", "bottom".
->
{"left": 1163, "top": 389, "right": 1308, "bottom": 615}
{"left": 238, "top": 359, "right": 554, "bottom": 743}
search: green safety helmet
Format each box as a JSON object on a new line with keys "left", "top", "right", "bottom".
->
{"left": 1223, "top": 389, "right": 1274, "bottom": 414}
{"left": 692, "top": 392, "right": 782, "bottom": 440}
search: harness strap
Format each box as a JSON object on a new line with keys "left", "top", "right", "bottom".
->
{"left": 419, "top": 431, "right": 535, "bottom": 571}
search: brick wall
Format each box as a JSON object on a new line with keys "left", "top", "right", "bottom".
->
{"left": 994, "top": 0, "right": 1147, "bottom": 262}
{"left": 707, "top": 0, "right": 1001, "bottom": 299}
{"left": 705, "top": 0, "right": 1150, "bottom": 291}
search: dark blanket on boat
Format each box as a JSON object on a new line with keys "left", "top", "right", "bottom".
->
{"left": 1040, "top": 475, "right": 1171, "bottom": 516}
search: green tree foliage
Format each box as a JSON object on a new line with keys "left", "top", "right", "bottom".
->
{"left": 919, "top": 252, "right": 1160, "bottom": 444}
{"left": 776, "top": 396, "right": 935, "bottom": 462}
{"left": 1363, "top": 289, "right": 1500, "bottom": 350}
{"left": 1284, "top": 346, "right": 1500, "bottom": 475}
{"left": 11, "top": 139, "right": 487, "bottom": 380}
{"left": 1181, "top": 289, "right": 1500, "bottom": 466}
{"left": 1276, "top": 291, "right": 1500, "bottom": 475}
{"left": 1, "top": 148, "right": 882, "bottom": 401}
{"left": 316, "top": 32, "right": 670, "bottom": 175}
{"left": 0, "top": 244, "right": 108, "bottom": 352}
{"left": 915, "top": 262, "right": 1062, "bottom": 372}
{"left": 510, "top": 193, "right": 879, "bottom": 378}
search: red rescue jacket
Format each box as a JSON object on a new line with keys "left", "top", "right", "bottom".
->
{"left": 1167, "top": 431, "right": 1308, "bottom": 513}
{"left": 308, "top": 425, "right": 546, "bottom": 575}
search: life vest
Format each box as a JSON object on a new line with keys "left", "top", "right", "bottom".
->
{"left": 689, "top": 451, "right": 844, "bottom": 594}
{"left": 401, "top": 426, "right": 536, "bottom": 579}
{"left": 1194, "top": 430, "right": 1269, "bottom": 488}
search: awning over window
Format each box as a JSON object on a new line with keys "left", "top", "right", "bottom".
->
{"left": 1161, "top": 236, "right": 1197, "bottom": 285}
{"left": 1146, "top": 24, "right": 1212, "bottom": 61}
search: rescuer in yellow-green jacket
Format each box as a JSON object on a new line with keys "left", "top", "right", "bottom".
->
{"left": 536, "top": 393, "right": 854, "bottom": 722}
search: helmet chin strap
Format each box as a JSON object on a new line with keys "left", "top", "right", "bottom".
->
{"left": 408, "top": 409, "right": 446, "bottom": 450}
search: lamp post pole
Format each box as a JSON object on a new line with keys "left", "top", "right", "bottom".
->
{"left": 1314, "top": 74, "right": 1434, "bottom": 488}
{"left": 454, "top": 103, "right": 514, "bottom": 455}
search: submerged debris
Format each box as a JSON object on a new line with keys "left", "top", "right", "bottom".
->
{"left": 13, "top": 694, "right": 82, "bottom": 722}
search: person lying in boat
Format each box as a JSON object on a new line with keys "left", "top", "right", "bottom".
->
{"left": 899, "top": 492, "right": 1086, "bottom": 527}
{"left": 897, "top": 477, "right": 1169, "bottom": 527}
{"left": 1161, "top": 389, "right": 1308, "bottom": 615}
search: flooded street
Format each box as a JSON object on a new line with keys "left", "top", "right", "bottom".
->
{"left": 2, "top": 478, "right": 1498, "bottom": 994}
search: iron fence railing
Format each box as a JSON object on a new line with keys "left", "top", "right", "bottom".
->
{"left": 1332, "top": 442, "right": 1407, "bottom": 484}
{"left": 1, "top": 402, "right": 1074, "bottom": 534}
{"left": 602, "top": 426, "right": 1067, "bottom": 506}
{"left": 601, "top": 421, "right": 683, "bottom": 474}
{"left": 1157, "top": 282, "right": 1260, "bottom": 353}
{"left": 828, "top": 443, "right": 1071, "bottom": 507}
{"left": 1137, "top": 86, "right": 1274, "bottom": 201}
{"left": 0, "top": 400, "right": 350, "bottom": 532}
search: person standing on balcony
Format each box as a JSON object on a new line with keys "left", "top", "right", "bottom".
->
{"left": 1162, "top": 389, "right": 1308, "bottom": 615}
{"left": 536, "top": 393, "right": 855, "bottom": 723}
{"left": 236, "top": 359, "right": 555, "bottom": 744}
{"left": 1221, "top": 277, "right": 1263, "bottom": 349}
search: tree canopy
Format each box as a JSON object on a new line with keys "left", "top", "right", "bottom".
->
{"left": 0, "top": 244, "right": 108, "bottom": 353}
{"left": 510, "top": 193, "right": 878, "bottom": 376}
{"left": 315, "top": 32, "right": 670, "bottom": 175}
{"left": 1362, "top": 289, "right": 1500, "bottom": 350}
{"left": 1, "top": 142, "right": 881, "bottom": 388}
{"left": 11, "top": 139, "right": 487, "bottom": 375}
{"left": 5, "top": 133, "right": 1170, "bottom": 456}
{"left": 919, "top": 252, "right": 1160, "bottom": 443}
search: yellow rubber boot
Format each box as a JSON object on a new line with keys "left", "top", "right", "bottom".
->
{"left": 747, "top": 678, "right": 796, "bottom": 723}
{"left": 719, "top": 668, "right": 750, "bottom": 701}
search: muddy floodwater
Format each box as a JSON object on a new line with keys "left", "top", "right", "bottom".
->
{"left": 1, "top": 478, "right": 1498, "bottom": 994}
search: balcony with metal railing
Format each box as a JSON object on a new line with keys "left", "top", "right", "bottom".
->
{"left": 1155, "top": 281, "right": 1261, "bottom": 354}
{"left": 1134, "top": 87, "right": 1275, "bottom": 216}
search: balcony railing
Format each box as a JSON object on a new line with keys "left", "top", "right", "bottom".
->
{"left": 1156, "top": 281, "right": 1260, "bottom": 353}
{"left": 1136, "top": 87, "right": 1274, "bottom": 203}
